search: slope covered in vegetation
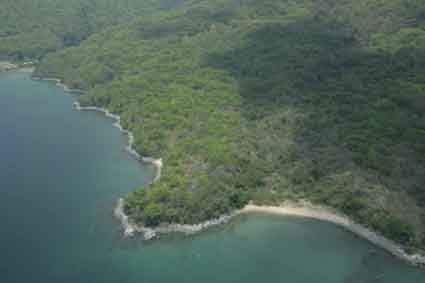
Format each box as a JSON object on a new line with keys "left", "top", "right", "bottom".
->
{"left": 0, "top": 0, "right": 186, "bottom": 60}
{"left": 25, "top": 0, "right": 425, "bottom": 250}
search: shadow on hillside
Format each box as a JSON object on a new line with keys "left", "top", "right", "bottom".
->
{"left": 204, "top": 17, "right": 425, "bottom": 205}
{"left": 206, "top": 19, "right": 358, "bottom": 117}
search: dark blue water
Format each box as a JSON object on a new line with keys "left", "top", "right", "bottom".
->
{"left": 1, "top": 71, "right": 424, "bottom": 283}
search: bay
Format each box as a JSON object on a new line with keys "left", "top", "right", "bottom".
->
{"left": 1, "top": 71, "right": 424, "bottom": 283}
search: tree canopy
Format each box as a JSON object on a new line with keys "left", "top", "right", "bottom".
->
{"left": 3, "top": 0, "right": 425, "bottom": 250}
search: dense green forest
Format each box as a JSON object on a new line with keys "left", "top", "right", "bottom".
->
{"left": 0, "top": 0, "right": 185, "bottom": 60}
{"left": 2, "top": 0, "right": 425, "bottom": 250}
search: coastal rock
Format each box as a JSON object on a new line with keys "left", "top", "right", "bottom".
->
{"left": 0, "top": 62, "right": 18, "bottom": 71}
{"left": 143, "top": 229, "right": 157, "bottom": 240}
{"left": 73, "top": 101, "right": 163, "bottom": 182}
{"left": 113, "top": 198, "right": 234, "bottom": 240}
{"left": 74, "top": 98, "right": 228, "bottom": 241}
{"left": 114, "top": 198, "right": 135, "bottom": 237}
{"left": 33, "top": 73, "right": 425, "bottom": 269}
{"left": 0, "top": 61, "right": 34, "bottom": 72}
{"left": 32, "top": 77, "right": 84, "bottom": 93}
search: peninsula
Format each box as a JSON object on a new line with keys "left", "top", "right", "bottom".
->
{"left": 2, "top": 0, "right": 425, "bottom": 268}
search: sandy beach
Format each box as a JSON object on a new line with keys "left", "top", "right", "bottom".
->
{"left": 240, "top": 202, "right": 425, "bottom": 267}
{"left": 11, "top": 66, "right": 424, "bottom": 268}
{"left": 114, "top": 198, "right": 425, "bottom": 266}
{"left": 241, "top": 202, "right": 350, "bottom": 225}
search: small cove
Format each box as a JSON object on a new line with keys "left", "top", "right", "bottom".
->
{"left": 0, "top": 71, "right": 424, "bottom": 283}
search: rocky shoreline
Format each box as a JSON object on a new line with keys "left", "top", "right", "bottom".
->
{"left": 0, "top": 61, "right": 34, "bottom": 72}
{"left": 30, "top": 73, "right": 232, "bottom": 242}
{"left": 31, "top": 77, "right": 85, "bottom": 93}
{"left": 29, "top": 74, "right": 163, "bottom": 182}
{"left": 67, "top": 74, "right": 425, "bottom": 268}
{"left": 10, "top": 68, "right": 424, "bottom": 268}
{"left": 73, "top": 101, "right": 163, "bottom": 182}
{"left": 114, "top": 198, "right": 235, "bottom": 240}
{"left": 0, "top": 62, "right": 18, "bottom": 71}
{"left": 114, "top": 197, "right": 425, "bottom": 267}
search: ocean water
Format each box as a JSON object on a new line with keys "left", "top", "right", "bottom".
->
{"left": 0, "top": 71, "right": 424, "bottom": 283}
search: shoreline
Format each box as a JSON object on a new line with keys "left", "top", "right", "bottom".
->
{"left": 28, "top": 73, "right": 163, "bottom": 183}
{"left": 13, "top": 68, "right": 425, "bottom": 268}
{"left": 114, "top": 198, "right": 234, "bottom": 240}
{"left": 0, "top": 62, "right": 17, "bottom": 71}
{"left": 113, "top": 198, "right": 425, "bottom": 267}
{"left": 31, "top": 77, "right": 85, "bottom": 94}
{"left": 240, "top": 203, "right": 425, "bottom": 267}
{"left": 0, "top": 61, "right": 35, "bottom": 72}
{"left": 29, "top": 73, "right": 163, "bottom": 184}
{"left": 73, "top": 102, "right": 163, "bottom": 183}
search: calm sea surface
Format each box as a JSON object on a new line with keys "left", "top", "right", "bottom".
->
{"left": 1, "top": 71, "right": 424, "bottom": 283}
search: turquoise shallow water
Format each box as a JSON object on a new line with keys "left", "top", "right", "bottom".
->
{"left": 1, "top": 71, "right": 424, "bottom": 283}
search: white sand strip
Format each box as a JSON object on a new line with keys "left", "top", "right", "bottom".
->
{"left": 240, "top": 203, "right": 425, "bottom": 267}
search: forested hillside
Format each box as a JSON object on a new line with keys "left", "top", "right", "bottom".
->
{"left": 0, "top": 0, "right": 185, "bottom": 60}
{"left": 8, "top": 0, "right": 425, "bottom": 250}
